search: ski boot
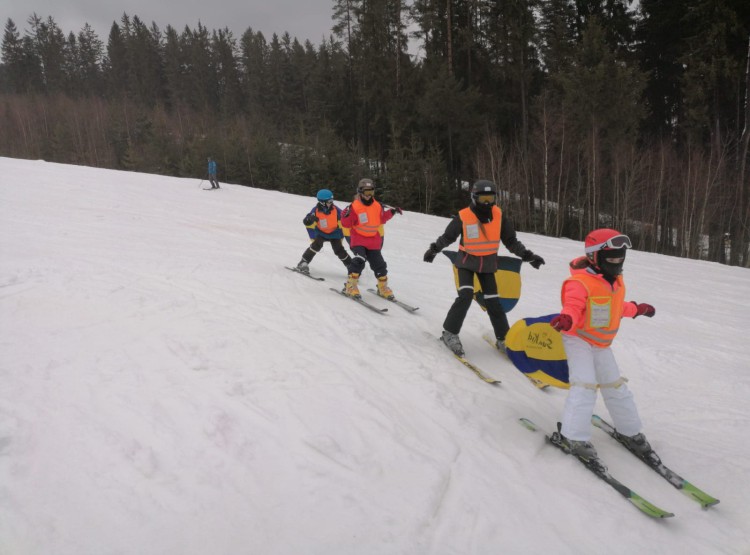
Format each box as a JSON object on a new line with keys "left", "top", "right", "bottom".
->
{"left": 296, "top": 259, "right": 310, "bottom": 274}
{"left": 615, "top": 431, "right": 661, "bottom": 465}
{"left": 566, "top": 439, "right": 599, "bottom": 461}
{"left": 441, "top": 330, "right": 465, "bottom": 357}
{"left": 344, "top": 273, "right": 361, "bottom": 298}
{"left": 376, "top": 276, "right": 395, "bottom": 300}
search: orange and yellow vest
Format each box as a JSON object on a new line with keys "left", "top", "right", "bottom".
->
{"left": 315, "top": 207, "right": 338, "bottom": 234}
{"left": 564, "top": 273, "right": 626, "bottom": 348}
{"left": 351, "top": 199, "right": 383, "bottom": 237}
{"left": 458, "top": 206, "right": 502, "bottom": 256}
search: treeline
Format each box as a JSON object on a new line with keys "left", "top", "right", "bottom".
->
{"left": 1, "top": 2, "right": 749, "bottom": 266}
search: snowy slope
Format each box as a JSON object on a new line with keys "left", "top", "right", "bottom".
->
{"left": 1, "top": 157, "right": 748, "bottom": 555}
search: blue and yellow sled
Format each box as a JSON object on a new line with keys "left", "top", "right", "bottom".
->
{"left": 504, "top": 314, "right": 570, "bottom": 389}
{"left": 441, "top": 251, "right": 522, "bottom": 313}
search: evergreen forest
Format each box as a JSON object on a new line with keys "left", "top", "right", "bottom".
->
{"left": 1, "top": 1, "right": 749, "bottom": 265}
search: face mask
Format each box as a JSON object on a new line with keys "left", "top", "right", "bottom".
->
{"left": 596, "top": 248, "right": 626, "bottom": 277}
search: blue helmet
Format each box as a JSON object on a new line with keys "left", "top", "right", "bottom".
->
{"left": 316, "top": 189, "right": 334, "bottom": 202}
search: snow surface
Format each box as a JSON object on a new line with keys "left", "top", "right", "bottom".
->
{"left": 1, "top": 157, "right": 749, "bottom": 555}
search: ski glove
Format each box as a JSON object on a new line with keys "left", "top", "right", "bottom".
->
{"left": 390, "top": 207, "right": 403, "bottom": 215}
{"left": 522, "top": 250, "right": 546, "bottom": 269}
{"left": 303, "top": 213, "right": 318, "bottom": 226}
{"left": 423, "top": 243, "right": 439, "bottom": 263}
{"left": 634, "top": 303, "right": 655, "bottom": 318}
{"left": 341, "top": 206, "right": 351, "bottom": 218}
{"left": 550, "top": 314, "right": 573, "bottom": 332}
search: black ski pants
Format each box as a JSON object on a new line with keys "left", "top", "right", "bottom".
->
{"left": 443, "top": 267, "right": 509, "bottom": 340}
{"left": 302, "top": 236, "right": 351, "bottom": 267}
{"left": 348, "top": 245, "right": 387, "bottom": 278}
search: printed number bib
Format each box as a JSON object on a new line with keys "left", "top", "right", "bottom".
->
{"left": 359, "top": 213, "right": 369, "bottom": 224}
{"left": 319, "top": 217, "right": 329, "bottom": 229}
{"left": 465, "top": 223, "right": 480, "bottom": 239}
{"left": 588, "top": 297, "right": 612, "bottom": 328}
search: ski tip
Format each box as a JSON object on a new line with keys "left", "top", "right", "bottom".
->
{"left": 682, "top": 482, "right": 720, "bottom": 508}
{"left": 527, "top": 376, "right": 551, "bottom": 390}
{"left": 518, "top": 417, "right": 538, "bottom": 431}
{"left": 629, "top": 496, "right": 675, "bottom": 518}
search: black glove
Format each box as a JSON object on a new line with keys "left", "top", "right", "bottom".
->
{"left": 390, "top": 207, "right": 403, "bottom": 215}
{"left": 342, "top": 205, "right": 351, "bottom": 218}
{"left": 522, "top": 250, "right": 545, "bottom": 269}
{"left": 303, "top": 213, "right": 318, "bottom": 226}
{"left": 423, "top": 243, "right": 439, "bottom": 263}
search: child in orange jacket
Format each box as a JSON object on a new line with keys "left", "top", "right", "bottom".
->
{"left": 340, "top": 178, "right": 401, "bottom": 299}
{"left": 550, "top": 228, "right": 656, "bottom": 462}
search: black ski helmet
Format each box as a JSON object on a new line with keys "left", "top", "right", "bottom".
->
{"left": 470, "top": 180, "right": 497, "bottom": 209}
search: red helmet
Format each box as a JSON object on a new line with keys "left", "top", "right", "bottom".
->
{"left": 584, "top": 228, "right": 632, "bottom": 277}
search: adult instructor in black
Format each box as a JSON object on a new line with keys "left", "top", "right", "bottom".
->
{"left": 423, "top": 180, "right": 545, "bottom": 357}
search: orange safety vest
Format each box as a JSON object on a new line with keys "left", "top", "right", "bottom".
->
{"left": 564, "top": 273, "right": 626, "bottom": 348}
{"left": 351, "top": 199, "right": 383, "bottom": 237}
{"left": 458, "top": 206, "right": 502, "bottom": 256}
{"left": 315, "top": 207, "right": 338, "bottom": 234}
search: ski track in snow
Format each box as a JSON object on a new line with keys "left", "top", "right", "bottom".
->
{"left": 1, "top": 157, "right": 749, "bottom": 555}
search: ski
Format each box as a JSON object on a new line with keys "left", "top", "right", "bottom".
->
{"left": 366, "top": 289, "right": 419, "bottom": 312}
{"left": 285, "top": 266, "right": 325, "bottom": 281}
{"left": 329, "top": 288, "right": 388, "bottom": 314}
{"left": 591, "top": 415, "right": 719, "bottom": 509}
{"left": 481, "top": 334, "right": 549, "bottom": 390}
{"left": 519, "top": 418, "right": 675, "bottom": 519}
{"left": 430, "top": 334, "right": 500, "bottom": 385}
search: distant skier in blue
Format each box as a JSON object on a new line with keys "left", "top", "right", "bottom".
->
{"left": 207, "top": 157, "right": 220, "bottom": 189}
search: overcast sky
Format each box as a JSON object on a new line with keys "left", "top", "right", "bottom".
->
{"left": 2, "top": 0, "right": 338, "bottom": 45}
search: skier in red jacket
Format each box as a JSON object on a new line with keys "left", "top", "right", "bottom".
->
{"left": 340, "top": 178, "right": 401, "bottom": 299}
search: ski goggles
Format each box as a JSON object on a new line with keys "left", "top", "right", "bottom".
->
{"left": 319, "top": 199, "right": 334, "bottom": 206}
{"left": 585, "top": 234, "right": 632, "bottom": 254}
{"left": 475, "top": 193, "right": 496, "bottom": 204}
{"left": 360, "top": 189, "right": 375, "bottom": 198}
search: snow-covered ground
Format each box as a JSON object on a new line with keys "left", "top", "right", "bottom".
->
{"left": 1, "top": 157, "right": 748, "bottom": 555}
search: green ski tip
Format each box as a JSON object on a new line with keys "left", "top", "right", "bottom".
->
{"left": 681, "top": 481, "right": 720, "bottom": 509}
{"left": 518, "top": 417, "right": 538, "bottom": 431}
{"left": 628, "top": 492, "right": 675, "bottom": 518}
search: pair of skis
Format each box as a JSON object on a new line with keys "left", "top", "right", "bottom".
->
{"left": 328, "top": 287, "right": 419, "bottom": 314}
{"left": 285, "top": 266, "right": 325, "bottom": 281}
{"left": 481, "top": 334, "right": 549, "bottom": 390}
{"left": 286, "top": 265, "right": 419, "bottom": 313}
{"left": 437, "top": 333, "right": 547, "bottom": 388}
{"left": 433, "top": 333, "right": 502, "bottom": 385}
{"left": 520, "top": 416, "right": 719, "bottom": 518}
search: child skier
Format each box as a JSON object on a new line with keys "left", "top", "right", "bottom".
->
{"left": 295, "top": 189, "right": 352, "bottom": 274}
{"left": 340, "top": 178, "right": 402, "bottom": 299}
{"left": 550, "top": 228, "right": 656, "bottom": 461}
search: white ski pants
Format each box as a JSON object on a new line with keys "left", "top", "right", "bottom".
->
{"left": 560, "top": 335, "right": 642, "bottom": 441}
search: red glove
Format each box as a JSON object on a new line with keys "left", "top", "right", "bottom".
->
{"left": 550, "top": 314, "right": 573, "bottom": 332}
{"left": 634, "top": 303, "right": 655, "bottom": 318}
